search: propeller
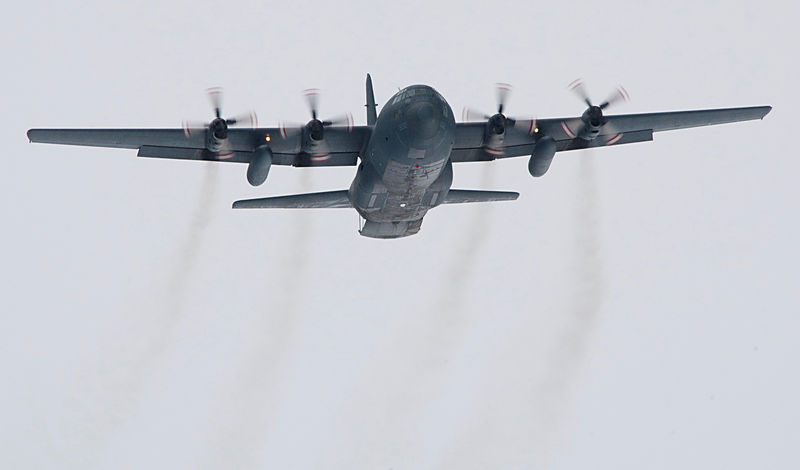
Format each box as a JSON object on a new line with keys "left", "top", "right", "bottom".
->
{"left": 302, "top": 88, "right": 354, "bottom": 134}
{"left": 274, "top": 89, "right": 354, "bottom": 162}
{"left": 279, "top": 89, "right": 353, "bottom": 163}
{"left": 462, "top": 83, "right": 509, "bottom": 127}
{"left": 463, "top": 83, "right": 538, "bottom": 134}
{"left": 462, "top": 83, "right": 538, "bottom": 156}
{"left": 461, "top": 83, "right": 536, "bottom": 129}
{"left": 182, "top": 87, "right": 258, "bottom": 158}
{"left": 563, "top": 79, "right": 629, "bottom": 143}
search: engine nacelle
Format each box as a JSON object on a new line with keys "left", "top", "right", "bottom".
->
{"left": 205, "top": 117, "right": 234, "bottom": 158}
{"left": 528, "top": 136, "right": 557, "bottom": 177}
{"left": 579, "top": 106, "right": 605, "bottom": 140}
{"left": 302, "top": 119, "right": 331, "bottom": 162}
{"left": 247, "top": 146, "right": 273, "bottom": 186}
{"left": 483, "top": 113, "right": 506, "bottom": 157}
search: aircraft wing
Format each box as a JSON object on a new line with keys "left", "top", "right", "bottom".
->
{"left": 26, "top": 127, "right": 371, "bottom": 167}
{"left": 451, "top": 106, "right": 771, "bottom": 162}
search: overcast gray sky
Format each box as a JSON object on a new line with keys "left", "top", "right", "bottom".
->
{"left": 2, "top": 1, "right": 798, "bottom": 468}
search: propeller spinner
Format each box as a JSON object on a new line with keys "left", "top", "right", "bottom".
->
{"left": 182, "top": 87, "right": 257, "bottom": 159}
{"left": 278, "top": 88, "right": 353, "bottom": 162}
{"left": 463, "top": 83, "right": 538, "bottom": 157}
{"left": 303, "top": 88, "right": 354, "bottom": 136}
{"left": 563, "top": 79, "right": 629, "bottom": 143}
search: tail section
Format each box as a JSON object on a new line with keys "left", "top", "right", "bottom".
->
{"left": 232, "top": 190, "right": 351, "bottom": 209}
{"left": 360, "top": 219, "right": 423, "bottom": 239}
{"left": 442, "top": 189, "right": 519, "bottom": 204}
{"left": 365, "top": 74, "right": 377, "bottom": 126}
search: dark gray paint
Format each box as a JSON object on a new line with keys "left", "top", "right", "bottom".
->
{"left": 26, "top": 76, "right": 771, "bottom": 238}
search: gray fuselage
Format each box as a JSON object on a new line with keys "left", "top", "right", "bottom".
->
{"left": 349, "top": 85, "right": 456, "bottom": 238}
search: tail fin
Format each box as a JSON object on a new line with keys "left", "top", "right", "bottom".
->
{"left": 365, "top": 74, "right": 377, "bottom": 126}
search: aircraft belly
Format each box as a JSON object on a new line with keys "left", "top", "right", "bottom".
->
{"left": 367, "top": 191, "right": 428, "bottom": 222}
{"left": 382, "top": 158, "right": 445, "bottom": 191}
{"left": 358, "top": 158, "right": 442, "bottom": 222}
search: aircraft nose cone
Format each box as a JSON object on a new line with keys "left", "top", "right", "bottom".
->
{"left": 406, "top": 101, "right": 440, "bottom": 140}
{"left": 417, "top": 102, "right": 434, "bottom": 120}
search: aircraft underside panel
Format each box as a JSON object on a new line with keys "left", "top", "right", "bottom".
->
{"left": 381, "top": 158, "right": 447, "bottom": 191}
{"left": 359, "top": 219, "right": 424, "bottom": 239}
{"left": 355, "top": 157, "right": 454, "bottom": 222}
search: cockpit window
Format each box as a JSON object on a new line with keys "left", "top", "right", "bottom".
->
{"left": 391, "top": 86, "right": 439, "bottom": 106}
{"left": 391, "top": 91, "right": 405, "bottom": 105}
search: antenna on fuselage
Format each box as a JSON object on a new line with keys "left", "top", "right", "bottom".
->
{"left": 365, "top": 74, "right": 377, "bottom": 126}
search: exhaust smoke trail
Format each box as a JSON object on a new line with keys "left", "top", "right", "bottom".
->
{"left": 65, "top": 163, "right": 220, "bottom": 456}
{"left": 378, "top": 165, "right": 503, "bottom": 464}
{"left": 319, "top": 164, "right": 503, "bottom": 470}
{"left": 413, "top": 163, "right": 500, "bottom": 372}
{"left": 438, "top": 165, "right": 498, "bottom": 314}
{"left": 529, "top": 151, "right": 605, "bottom": 469}
{"left": 432, "top": 153, "right": 605, "bottom": 469}
{"left": 164, "top": 162, "right": 220, "bottom": 314}
{"left": 421, "top": 164, "right": 501, "bottom": 384}
{"left": 203, "top": 169, "right": 312, "bottom": 469}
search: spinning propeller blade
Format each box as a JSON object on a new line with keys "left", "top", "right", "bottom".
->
{"left": 563, "top": 79, "right": 632, "bottom": 140}
{"left": 206, "top": 87, "right": 223, "bottom": 118}
{"left": 182, "top": 87, "right": 258, "bottom": 157}
{"left": 599, "top": 86, "right": 630, "bottom": 110}
{"left": 226, "top": 111, "right": 258, "bottom": 128}
{"left": 568, "top": 78, "right": 592, "bottom": 107}
{"left": 495, "top": 82, "right": 512, "bottom": 114}
{"left": 304, "top": 88, "right": 320, "bottom": 120}
{"left": 462, "top": 107, "right": 491, "bottom": 122}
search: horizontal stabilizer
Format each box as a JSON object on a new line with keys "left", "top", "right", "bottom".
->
{"left": 232, "top": 190, "right": 351, "bottom": 209}
{"left": 443, "top": 189, "right": 519, "bottom": 204}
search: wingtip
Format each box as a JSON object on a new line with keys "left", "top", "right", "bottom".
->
{"left": 763, "top": 105, "right": 773, "bottom": 118}
{"left": 231, "top": 199, "right": 262, "bottom": 209}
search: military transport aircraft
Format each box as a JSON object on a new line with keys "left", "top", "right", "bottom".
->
{"left": 27, "top": 75, "right": 771, "bottom": 238}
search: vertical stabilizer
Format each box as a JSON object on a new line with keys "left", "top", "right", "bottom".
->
{"left": 365, "top": 74, "right": 377, "bottom": 126}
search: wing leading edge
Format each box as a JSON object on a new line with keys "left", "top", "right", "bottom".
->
{"left": 26, "top": 127, "right": 371, "bottom": 167}
{"left": 29, "top": 105, "right": 771, "bottom": 164}
{"left": 452, "top": 105, "right": 771, "bottom": 161}
{"left": 603, "top": 106, "right": 772, "bottom": 133}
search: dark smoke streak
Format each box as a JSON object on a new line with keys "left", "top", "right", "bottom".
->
{"left": 67, "top": 163, "right": 220, "bottom": 455}
{"left": 165, "top": 163, "right": 220, "bottom": 314}
{"left": 324, "top": 165, "right": 504, "bottom": 470}
{"left": 378, "top": 165, "right": 501, "bottom": 450}
{"left": 530, "top": 152, "right": 605, "bottom": 468}
{"left": 432, "top": 153, "right": 605, "bottom": 469}
{"left": 438, "top": 165, "right": 497, "bottom": 314}
{"left": 413, "top": 164, "right": 499, "bottom": 376}
{"left": 203, "top": 170, "right": 312, "bottom": 469}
